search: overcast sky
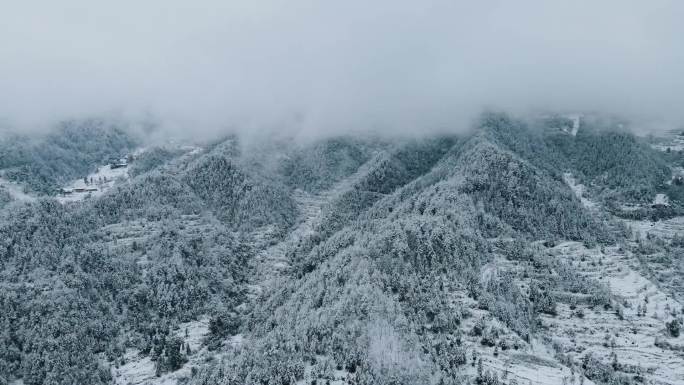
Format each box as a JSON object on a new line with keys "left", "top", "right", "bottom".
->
{"left": 1, "top": 0, "right": 683, "bottom": 136}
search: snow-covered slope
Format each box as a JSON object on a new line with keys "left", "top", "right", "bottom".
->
{"left": 250, "top": 151, "right": 380, "bottom": 294}
{"left": 546, "top": 242, "right": 684, "bottom": 385}
{"left": 112, "top": 318, "right": 213, "bottom": 385}
{"left": 57, "top": 163, "right": 130, "bottom": 203}
{"left": 563, "top": 172, "right": 598, "bottom": 211}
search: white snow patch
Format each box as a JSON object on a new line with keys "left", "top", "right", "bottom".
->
{"left": 565, "top": 114, "right": 581, "bottom": 136}
{"left": 563, "top": 172, "right": 597, "bottom": 210}
{"left": 175, "top": 317, "right": 210, "bottom": 352}
{"left": 653, "top": 193, "right": 670, "bottom": 206}
{"left": 0, "top": 177, "right": 36, "bottom": 202}
{"left": 181, "top": 146, "right": 203, "bottom": 156}
{"left": 113, "top": 350, "right": 156, "bottom": 385}
{"left": 113, "top": 317, "right": 212, "bottom": 385}
{"left": 651, "top": 135, "right": 684, "bottom": 152}
{"left": 228, "top": 334, "right": 244, "bottom": 348}
{"left": 57, "top": 164, "right": 129, "bottom": 203}
{"left": 483, "top": 354, "right": 592, "bottom": 385}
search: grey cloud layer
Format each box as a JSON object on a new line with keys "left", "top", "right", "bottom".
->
{"left": 1, "top": 0, "right": 683, "bottom": 135}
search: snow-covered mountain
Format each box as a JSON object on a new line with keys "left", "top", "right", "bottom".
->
{"left": 1, "top": 113, "right": 684, "bottom": 385}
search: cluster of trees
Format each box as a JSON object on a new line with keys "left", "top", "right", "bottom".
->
{"left": 0, "top": 194, "right": 251, "bottom": 384}
{"left": 148, "top": 335, "right": 189, "bottom": 375}
{"left": 666, "top": 318, "right": 681, "bottom": 337}
{"left": 128, "top": 146, "right": 185, "bottom": 177}
{"left": 279, "top": 136, "right": 378, "bottom": 192}
{"left": 457, "top": 138, "right": 611, "bottom": 243}
{"left": 313, "top": 136, "right": 460, "bottom": 241}
{"left": 183, "top": 153, "right": 297, "bottom": 232}
{"left": 581, "top": 353, "right": 637, "bottom": 385}
{"left": 564, "top": 129, "right": 670, "bottom": 202}
{"left": 544, "top": 118, "right": 671, "bottom": 204}
{"left": 485, "top": 111, "right": 674, "bottom": 206}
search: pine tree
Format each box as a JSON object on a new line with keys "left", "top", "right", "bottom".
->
{"left": 477, "top": 358, "right": 483, "bottom": 381}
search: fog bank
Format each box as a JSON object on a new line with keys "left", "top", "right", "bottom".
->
{"left": 1, "top": 1, "right": 683, "bottom": 137}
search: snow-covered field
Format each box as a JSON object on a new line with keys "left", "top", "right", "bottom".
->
{"left": 456, "top": 235, "right": 684, "bottom": 385}
{"left": 624, "top": 216, "right": 684, "bottom": 240}
{"left": 547, "top": 242, "right": 684, "bottom": 385}
{"left": 435, "top": 270, "right": 596, "bottom": 385}
{"left": 461, "top": 300, "right": 595, "bottom": 385}
{"left": 57, "top": 163, "right": 129, "bottom": 203}
{"left": 557, "top": 133, "right": 684, "bottom": 384}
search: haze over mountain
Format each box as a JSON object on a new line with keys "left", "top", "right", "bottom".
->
{"left": 2, "top": 2, "right": 684, "bottom": 385}
{"left": 2, "top": 1, "right": 684, "bottom": 137}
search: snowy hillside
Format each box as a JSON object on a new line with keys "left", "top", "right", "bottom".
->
{"left": 3, "top": 114, "right": 684, "bottom": 385}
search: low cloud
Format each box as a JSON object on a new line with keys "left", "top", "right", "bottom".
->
{"left": 1, "top": 0, "right": 683, "bottom": 137}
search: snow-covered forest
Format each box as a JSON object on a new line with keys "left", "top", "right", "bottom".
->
{"left": 2, "top": 2, "right": 684, "bottom": 384}
{"left": 1, "top": 112, "right": 683, "bottom": 385}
